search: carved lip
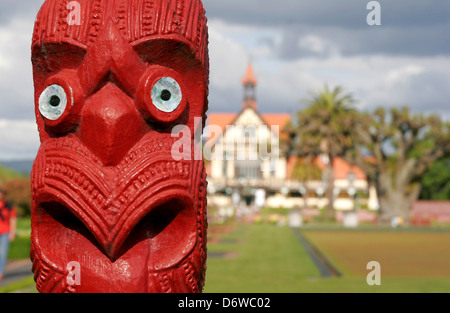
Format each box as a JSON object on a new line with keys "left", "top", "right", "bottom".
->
{"left": 34, "top": 188, "right": 196, "bottom": 266}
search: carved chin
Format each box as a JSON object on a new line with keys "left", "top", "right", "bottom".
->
{"left": 32, "top": 196, "right": 196, "bottom": 292}
{"left": 30, "top": 136, "right": 206, "bottom": 293}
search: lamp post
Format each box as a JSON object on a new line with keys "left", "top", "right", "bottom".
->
{"left": 315, "top": 186, "right": 325, "bottom": 210}
{"left": 347, "top": 171, "right": 356, "bottom": 211}
{"left": 344, "top": 170, "right": 359, "bottom": 228}
{"left": 320, "top": 165, "right": 329, "bottom": 211}
{"left": 299, "top": 185, "right": 307, "bottom": 209}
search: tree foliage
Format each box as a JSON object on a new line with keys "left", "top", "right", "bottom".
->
{"left": 2, "top": 178, "right": 32, "bottom": 217}
{"left": 290, "top": 85, "right": 360, "bottom": 218}
{"left": 290, "top": 158, "right": 322, "bottom": 182}
{"left": 0, "top": 164, "right": 31, "bottom": 217}
{"left": 419, "top": 157, "right": 450, "bottom": 200}
{"left": 288, "top": 83, "right": 450, "bottom": 224}
{"left": 352, "top": 107, "right": 450, "bottom": 223}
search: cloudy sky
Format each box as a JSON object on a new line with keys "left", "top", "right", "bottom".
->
{"left": 0, "top": 0, "right": 449, "bottom": 160}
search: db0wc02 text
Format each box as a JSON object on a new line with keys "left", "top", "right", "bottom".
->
{"left": 223, "top": 297, "right": 271, "bottom": 308}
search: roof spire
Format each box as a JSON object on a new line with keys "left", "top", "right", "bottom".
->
{"left": 242, "top": 62, "right": 258, "bottom": 110}
{"left": 242, "top": 62, "right": 258, "bottom": 85}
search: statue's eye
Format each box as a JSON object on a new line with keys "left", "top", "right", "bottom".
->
{"left": 137, "top": 68, "right": 187, "bottom": 124}
{"left": 39, "top": 84, "right": 68, "bottom": 120}
{"left": 151, "top": 77, "right": 182, "bottom": 113}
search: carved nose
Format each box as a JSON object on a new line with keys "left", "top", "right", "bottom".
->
{"left": 78, "top": 83, "right": 148, "bottom": 166}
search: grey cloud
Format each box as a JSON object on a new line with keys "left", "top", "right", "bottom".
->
{"left": 248, "top": 23, "right": 450, "bottom": 61}
{"left": 204, "top": 0, "right": 450, "bottom": 58}
{"left": 0, "top": 0, "right": 42, "bottom": 26}
{"left": 406, "top": 70, "right": 450, "bottom": 118}
{"left": 204, "top": 0, "right": 369, "bottom": 28}
{"left": 333, "top": 23, "right": 450, "bottom": 57}
{"left": 208, "top": 85, "right": 245, "bottom": 113}
{"left": 204, "top": 0, "right": 450, "bottom": 29}
{"left": 0, "top": 85, "right": 35, "bottom": 121}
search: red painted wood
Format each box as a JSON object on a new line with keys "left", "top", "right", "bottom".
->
{"left": 30, "top": 0, "right": 209, "bottom": 293}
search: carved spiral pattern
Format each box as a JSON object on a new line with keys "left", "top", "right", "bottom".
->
{"left": 31, "top": 135, "right": 207, "bottom": 293}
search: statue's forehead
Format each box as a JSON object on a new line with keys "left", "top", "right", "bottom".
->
{"left": 32, "top": 0, "right": 208, "bottom": 65}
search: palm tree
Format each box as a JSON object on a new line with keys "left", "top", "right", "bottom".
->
{"left": 295, "top": 85, "right": 359, "bottom": 219}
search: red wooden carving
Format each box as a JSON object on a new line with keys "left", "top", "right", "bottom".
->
{"left": 30, "top": 0, "right": 209, "bottom": 293}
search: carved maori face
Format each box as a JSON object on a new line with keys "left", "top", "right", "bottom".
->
{"left": 30, "top": 0, "right": 208, "bottom": 293}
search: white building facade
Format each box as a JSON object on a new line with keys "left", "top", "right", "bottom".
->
{"left": 206, "top": 64, "right": 378, "bottom": 215}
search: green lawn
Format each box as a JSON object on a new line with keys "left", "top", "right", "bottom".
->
{"left": 4, "top": 219, "right": 450, "bottom": 293}
{"left": 204, "top": 223, "right": 320, "bottom": 293}
{"left": 302, "top": 229, "right": 450, "bottom": 278}
{"left": 302, "top": 228, "right": 450, "bottom": 292}
{"left": 205, "top": 223, "right": 450, "bottom": 293}
{"left": 8, "top": 217, "right": 31, "bottom": 260}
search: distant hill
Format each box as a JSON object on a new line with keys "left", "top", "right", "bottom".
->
{"left": 0, "top": 160, "right": 34, "bottom": 176}
{"left": 0, "top": 166, "right": 24, "bottom": 183}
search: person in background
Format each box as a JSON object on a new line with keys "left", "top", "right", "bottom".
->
{"left": 0, "top": 188, "right": 16, "bottom": 281}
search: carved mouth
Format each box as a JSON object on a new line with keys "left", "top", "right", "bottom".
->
{"left": 31, "top": 134, "right": 203, "bottom": 291}
{"left": 34, "top": 193, "right": 196, "bottom": 270}
{"left": 32, "top": 134, "right": 196, "bottom": 257}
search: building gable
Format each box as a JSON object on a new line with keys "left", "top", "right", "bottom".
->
{"left": 233, "top": 107, "right": 267, "bottom": 128}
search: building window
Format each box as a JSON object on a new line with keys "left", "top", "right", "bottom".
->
{"left": 235, "top": 160, "right": 261, "bottom": 179}
{"left": 222, "top": 159, "right": 227, "bottom": 177}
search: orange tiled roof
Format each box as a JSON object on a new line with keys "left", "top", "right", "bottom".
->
{"left": 206, "top": 112, "right": 291, "bottom": 139}
{"left": 286, "top": 155, "right": 367, "bottom": 180}
{"left": 205, "top": 113, "right": 237, "bottom": 143}
{"left": 315, "top": 156, "right": 366, "bottom": 180}
{"left": 206, "top": 113, "right": 237, "bottom": 132}
{"left": 261, "top": 113, "right": 291, "bottom": 136}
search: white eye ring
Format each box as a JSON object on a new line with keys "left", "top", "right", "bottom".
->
{"left": 38, "top": 84, "right": 69, "bottom": 121}
{"left": 151, "top": 77, "right": 182, "bottom": 113}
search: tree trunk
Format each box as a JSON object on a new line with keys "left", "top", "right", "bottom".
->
{"left": 375, "top": 171, "right": 422, "bottom": 226}
{"left": 302, "top": 184, "right": 310, "bottom": 210}
{"left": 324, "top": 155, "right": 335, "bottom": 220}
